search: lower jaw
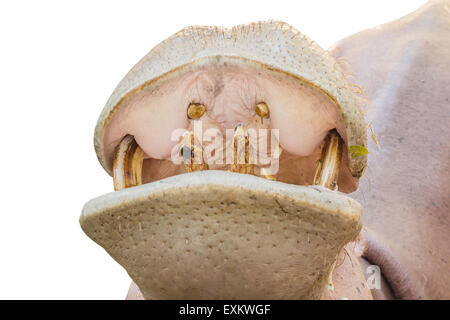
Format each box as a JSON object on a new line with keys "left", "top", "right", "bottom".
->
{"left": 80, "top": 170, "right": 363, "bottom": 299}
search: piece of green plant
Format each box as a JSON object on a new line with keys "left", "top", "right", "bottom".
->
{"left": 349, "top": 145, "right": 369, "bottom": 158}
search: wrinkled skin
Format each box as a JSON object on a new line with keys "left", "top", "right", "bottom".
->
{"left": 125, "top": 1, "right": 450, "bottom": 299}
{"left": 330, "top": 0, "right": 450, "bottom": 299}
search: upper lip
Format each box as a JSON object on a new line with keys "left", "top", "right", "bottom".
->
{"left": 93, "top": 21, "right": 368, "bottom": 183}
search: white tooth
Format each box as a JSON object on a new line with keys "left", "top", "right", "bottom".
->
{"left": 273, "top": 139, "right": 283, "bottom": 159}
{"left": 113, "top": 135, "right": 144, "bottom": 191}
{"left": 313, "top": 130, "right": 343, "bottom": 190}
{"left": 180, "top": 131, "right": 208, "bottom": 172}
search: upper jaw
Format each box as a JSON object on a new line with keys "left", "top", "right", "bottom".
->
{"left": 95, "top": 21, "right": 368, "bottom": 179}
{"left": 102, "top": 56, "right": 366, "bottom": 193}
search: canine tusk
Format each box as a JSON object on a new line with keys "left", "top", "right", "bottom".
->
{"left": 113, "top": 135, "right": 144, "bottom": 191}
{"left": 313, "top": 129, "right": 343, "bottom": 190}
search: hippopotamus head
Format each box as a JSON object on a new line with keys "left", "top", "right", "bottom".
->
{"left": 80, "top": 0, "right": 450, "bottom": 300}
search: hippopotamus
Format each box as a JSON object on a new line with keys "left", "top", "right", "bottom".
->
{"left": 80, "top": 0, "right": 449, "bottom": 299}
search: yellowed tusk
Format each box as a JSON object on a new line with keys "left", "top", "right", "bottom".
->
{"left": 313, "top": 129, "right": 343, "bottom": 190}
{"left": 230, "top": 124, "right": 254, "bottom": 174}
{"left": 113, "top": 135, "right": 144, "bottom": 191}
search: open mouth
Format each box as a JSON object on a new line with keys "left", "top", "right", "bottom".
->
{"left": 80, "top": 21, "right": 369, "bottom": 299}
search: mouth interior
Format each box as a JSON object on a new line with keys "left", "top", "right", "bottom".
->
{"left": 107, "top": 61, "right": 358, "bottom": 193}
{"left": 113, "top": 129, "right": 352, "bottom": 194}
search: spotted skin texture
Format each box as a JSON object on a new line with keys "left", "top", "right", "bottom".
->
{"left": 125, "top": 241, "right": 374, "bottom": 300}
{"left": 82, "top": 171, "right": 365, "bottom": 300}
{"left": 331, "top": 0, "right": 450, "bottom": 299}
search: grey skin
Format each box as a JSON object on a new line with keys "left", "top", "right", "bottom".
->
{"left": 330, "top": 0, "right": 450, "bottom": 299}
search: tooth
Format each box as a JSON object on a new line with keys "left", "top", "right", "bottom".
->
{"left": 187, "top": 103, "right": 206, "bottom": 119}
{"left": 313, "top": 129, "right": 343, "bottom": 190}
{"left": 273, "top": 139, "right": 283, "bottom": 159}
{"left": 113, "top": 135, "right": 144, "bottom": 191}
{"left": 180, "top": 131, "right": 208, "bottom": 172}
{"left": 230, "top": 123, "right": 254, "bottom": 174}
{"left": 260, "top": 167, "right": 276, "bottom": 180}
{"left": 255, "top": 102, "right": 270, "bottom": 120}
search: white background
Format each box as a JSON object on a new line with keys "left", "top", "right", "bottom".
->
{"left": 0, "top": 0, "right": 426, "bottom": 299}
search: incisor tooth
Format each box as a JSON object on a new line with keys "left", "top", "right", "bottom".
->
{"left": 273, "top": 140, "right": 283, "bottom": 159}
{"left": 181, "top": 131, "right": 208, "bottom": 172}
{"left": 113, "top": 135, "right": 144, "bottom": 191}
{"left": 230, "top": 123, "right": 254, "bottom": 174}
{"left": 313, "top": 129, "right": 343, "bottom": 190}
